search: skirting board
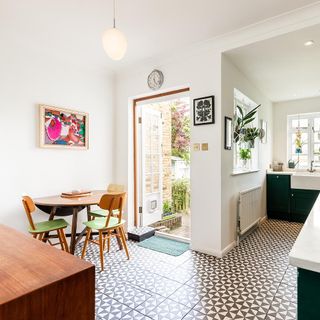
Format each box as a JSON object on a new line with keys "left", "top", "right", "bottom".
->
{"left": 190, "top": 241, "right": 236, "bottom": 258}
{"left": 260, "top": 215, "right": 267, "bottom": 224}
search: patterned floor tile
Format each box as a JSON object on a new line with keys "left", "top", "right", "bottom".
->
{"left": 265, "top": 297, "right": 297, "bottom": 320}
{"left": 79, "top": 220, "right": 302, "bottom": 320}
{"left": 95, "top": 291, "right": 132, "bottom": 319}
{"left": 168, "top": 284, "right": 207, "bottom": 307}
{"left": 135, "top": 294, "right": 166, "bottom": 315}
{"left": 107, "top": 283, "right": 152, "bottom": 308}
{"left": 146, "top": 298, "right": 191, "bottom": 320}
{"left": 121, "top": 310, "right": 152, "bottom": 319}
{"left": 183, "top": 309, "right": 215, "bottom": 319}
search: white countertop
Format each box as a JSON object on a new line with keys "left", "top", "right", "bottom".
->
{"left": 289, "top": 195, "right": 320, "bottom": 273}
{"left": 266, "top": 170, "right": 294, "bottom": 175}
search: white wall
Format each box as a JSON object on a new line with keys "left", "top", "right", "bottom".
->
{"left": 221, "top": 54, "right": 273, "bottom": 250}
{"left": 114, "top": 51, "right": 223, "bottom": 255}
{"left": 273, "top": 96, "right": 320, "bottom": 165}
{"left": 112, "top": 3, "right": 320, "bottom": 256}
{"left": 0, "top": 38, "right": 115, "bottom": 233}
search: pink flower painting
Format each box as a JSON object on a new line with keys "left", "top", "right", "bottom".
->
{"left": 40, "top": 105, "right": 88, "bottom": 149}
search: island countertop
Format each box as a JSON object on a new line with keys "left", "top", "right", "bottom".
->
{"left": 289, "top": 194, "right": 320, "bottom": 273}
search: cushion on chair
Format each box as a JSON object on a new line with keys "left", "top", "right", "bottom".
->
{"left": 28, "top": 219, "right": 69, "bottom": 233}
{"left": 83, "top": 216, "right": 125, "bottom": 230}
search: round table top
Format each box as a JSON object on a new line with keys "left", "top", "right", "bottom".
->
{"left": 33, "top": 190, "right": 109, "bottom": 207}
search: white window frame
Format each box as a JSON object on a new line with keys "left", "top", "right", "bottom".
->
{"left": 287, "top": 112, "right": 320, "bottom": 168}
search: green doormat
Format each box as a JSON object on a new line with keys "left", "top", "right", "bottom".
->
{"left": 138, "top": 236, "right": 189, "bottom": 256}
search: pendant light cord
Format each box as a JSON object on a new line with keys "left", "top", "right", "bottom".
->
{"left": 113, "top": 0, "right": 116, "bottom": 28}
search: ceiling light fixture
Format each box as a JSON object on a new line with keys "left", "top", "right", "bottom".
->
{"left": 102, "top": 0, "right": 127, "bottom": 61}
{"left": 304, "top": 40, "right": 315, "bottom": 47}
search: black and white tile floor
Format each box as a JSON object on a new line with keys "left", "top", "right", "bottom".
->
{"left": 75, "top": 219, "right": 302, "bottom": 320}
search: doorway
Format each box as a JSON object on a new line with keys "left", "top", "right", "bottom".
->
{"left": 133, "top": 90, "right": 191, "bottom": 240}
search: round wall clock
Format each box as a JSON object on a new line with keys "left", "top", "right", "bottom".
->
{"left": 147, "top": 69, "right": 164, "bottom": 90}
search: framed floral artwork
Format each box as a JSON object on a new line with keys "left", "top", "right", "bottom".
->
{"left": 193, "top": 95, "right": 215, "bottom": 126}
{"left": 39, "top": 104, "right": 89, "bottom": 149}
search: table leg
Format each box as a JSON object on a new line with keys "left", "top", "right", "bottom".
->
{"left": 49, "top": 207, "right": 57, "bottom": 220}
{"left": 43, "top": 207, "right": 57, "bottom": 243}
{"left": 70, "top": 207, "right": 79, "bottom": 254}
{"left": 86, "top": 205, "right": 93, "bottom": 240}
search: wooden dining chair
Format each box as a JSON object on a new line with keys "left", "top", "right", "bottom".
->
{"left": 81, "top": 192, "right": 129, "bottom": 271}
{"left": 88, "top": 184, "right": 126, "bottom": 218}
{"left": 22, "top": 196, "right": 69, "bottom": 252}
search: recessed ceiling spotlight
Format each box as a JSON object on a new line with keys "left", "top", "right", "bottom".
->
{"left": 304, "top": 40, "right": 315, "bottom": 47}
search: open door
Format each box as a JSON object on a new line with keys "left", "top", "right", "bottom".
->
{"left": 137, "top": 107, "right": 163, "bottom": 226}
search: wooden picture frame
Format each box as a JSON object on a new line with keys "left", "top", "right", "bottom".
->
{"left": 224, "top": 116, "right": 232, "bottom": 150}
{"left": 193, "top": 95, "right": 215, "bottom": 126}
{"left": 39, "top": 104, "right": 89, "bottom": 149}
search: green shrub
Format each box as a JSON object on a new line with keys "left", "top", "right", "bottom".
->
{"left": 163, "top": 200, "right": 172, "bottom": 215}
{"left": 172, "top": 179, "right": 190, "bottom": 213}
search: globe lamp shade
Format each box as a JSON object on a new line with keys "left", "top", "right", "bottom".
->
{"left": 102, "top": 27, "right": 127, "bottom": 61}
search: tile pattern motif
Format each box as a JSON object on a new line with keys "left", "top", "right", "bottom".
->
{"left": 75, "top": 219, "right": 302, "bottom": 320}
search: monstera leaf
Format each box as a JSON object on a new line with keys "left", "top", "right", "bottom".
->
{"left": 234, "top": 104, "right": 261, "bottom": 143}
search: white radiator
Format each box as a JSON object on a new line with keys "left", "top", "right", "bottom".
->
{"left": 237, "top": 186, "right": 262, "bottom": 244}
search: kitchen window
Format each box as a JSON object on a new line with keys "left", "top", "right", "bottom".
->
{"left": 287, "top": 113, "right": 320, "bottom": 168}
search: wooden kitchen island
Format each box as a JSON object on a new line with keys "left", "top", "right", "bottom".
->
{"left": 0, "top": 224, "right": 95, "bottom": 320}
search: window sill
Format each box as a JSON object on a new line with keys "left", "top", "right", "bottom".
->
{"left": 231, "top": 169, "right": 260, "bottom": 176}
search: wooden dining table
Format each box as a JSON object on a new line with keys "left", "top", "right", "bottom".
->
{"left": 34, "top": 190, "right": 110, "bottom": 254}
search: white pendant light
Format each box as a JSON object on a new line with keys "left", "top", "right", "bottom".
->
{"left": 102, "top": 0, "right": 127, "bottom": 61}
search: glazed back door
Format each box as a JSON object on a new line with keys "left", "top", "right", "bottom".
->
{"left": 139, "top": 107, "right": 163, "bottom": 226}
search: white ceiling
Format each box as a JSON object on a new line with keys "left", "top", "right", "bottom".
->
{"left": 0, "top": 0, "right": 319, "bottom": 73}
{"left": 225, "top": 24, "right": 320, "bottom": 102}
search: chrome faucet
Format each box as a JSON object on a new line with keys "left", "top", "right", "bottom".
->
{"left": 308, "top": 160, "right": 316, "bottom": 173}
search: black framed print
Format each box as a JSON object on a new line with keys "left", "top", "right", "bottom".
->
{"left": 193, "top": 95, "right": 215, "bottom": 126}
{"left": 224, "top": 116, "right": 232, "bottom": 150}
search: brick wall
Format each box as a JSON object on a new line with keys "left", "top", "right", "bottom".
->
{"left": 147, "top": 103, "right": 172, "bottom": 204}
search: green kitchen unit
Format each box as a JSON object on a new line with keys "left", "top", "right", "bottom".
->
{"left": 267, "top": 174, "right": 291, "bottom": 220}
{"left": 267, "top": 174, "right": 319, "bottom": 222}
{"left": 297, "top": 268, "right": 320, "bottom": 320}
{"left": 290, "top": 189, "right": 319, "bottom": 222}
{"left": 289, "top": 188, "right": 320, "bottom": 320}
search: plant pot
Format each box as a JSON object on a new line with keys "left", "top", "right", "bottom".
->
{"left": 247, "top": 140, "right": 255, "bottom": 148}
{"left": 241, "top": 159, "right": 250, "bottom": 169}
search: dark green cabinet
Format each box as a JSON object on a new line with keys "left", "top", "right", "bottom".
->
{"left": 267, "top": 174, "right": 319, "bottom": 222}
{"left": 267, "top": 174, "right": 291, "bottom": 220}
{"left": 298, "top": 268, "right": 320, "bottom": 320}
{"left": 291, "top": 189, "right": 319, "bottom": 223}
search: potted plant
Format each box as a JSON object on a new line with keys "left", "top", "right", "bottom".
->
{"left": 234, "top": 104, "right": 261, "bottom": 148}
{"left": 239, "top": 148, "right": 251, "bottom": 168}
{"left": 243, "top": 127, "right": 261, "bottom": 148}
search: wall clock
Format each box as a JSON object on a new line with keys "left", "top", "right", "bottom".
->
{"left": 147, "top": 69, "right": 164, "bottom": 90}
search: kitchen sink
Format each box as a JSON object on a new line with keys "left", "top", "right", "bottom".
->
{"left": 291, "top": 171, "right": 320, "bottom": 190}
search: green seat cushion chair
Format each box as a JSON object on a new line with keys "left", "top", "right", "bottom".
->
{"left": 28, "top": 219, "right": 69, "bottom": 234}
{"left": 84, "top": 216, "right": 125, "bottom": 231}
{"left": 88, "top": 209, "right": 119, "bottom": 218}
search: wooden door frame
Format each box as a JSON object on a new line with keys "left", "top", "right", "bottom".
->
{"left": 132, "top": 87, "right": 190, "bottom": 227}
